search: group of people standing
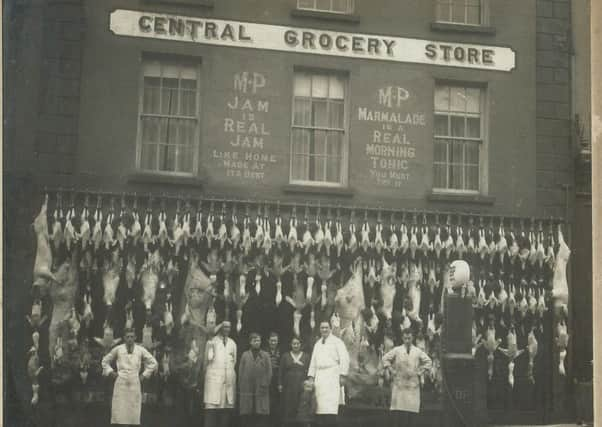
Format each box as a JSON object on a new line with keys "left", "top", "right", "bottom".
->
{"left": 101, "top": 321, "right": 432, "bottom": 427}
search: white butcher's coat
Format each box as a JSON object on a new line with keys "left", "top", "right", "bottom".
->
{"left": 102, "top": 344, "right": 157, "bottom": 425}
{"left": 204, "top": 335, "right": 237, "bottom": 408}
{"left": 382, "top": 345, "right": 432, "bottom": 413}
{"left": 307, "top": 334, "right": 350, "bottom": 414}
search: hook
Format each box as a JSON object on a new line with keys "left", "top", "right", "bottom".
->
{"left": 304, "top": 203, "right": 310, "bottom": 221}
{"left": 96, "top": 194, "right": 103, "bottom": 211}
{"left": 83, "top": 193, "right": 90, "bottom": 209}
{"left": 291, "top": 202, "right": 297, "bottom": 218}
{"left": 422, "top": 213, "right": 427, "bottom": 225}
{"left": 364, "top": 209, "right": 368, "bottom": 221}
{"left": 276, "top": 201, "right": 281, "bottom": 216}
{"left": 412, "top": 211, "right": 418, "bottom": 225}
{"left": 390, "top": 211, "right": 395, "bottom": 224}
{"left": 376, "top": 208, "right": 382, "bottom": 223}
{"left": 197, "top": 198, "right": 203, "bottom": 213}
{"left": 132, "top": 194, "right": 138, "bottom": 212}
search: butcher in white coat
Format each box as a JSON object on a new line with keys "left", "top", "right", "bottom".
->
{"left": 204, "top": 321, "right": 237, "bottom": 427}
{"left": 382, "top": 328, "right": 432, "bottom": 427}
{"left": 307, "top": 321, "right": 350, "bottom": 427}
{"left": 101, "top": 328, "right": 158, "bottom": 426}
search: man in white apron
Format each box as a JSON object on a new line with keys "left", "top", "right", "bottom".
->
{"left": 307, "top": 321, "right": 350, "bottom": 427}
{"left": 382, "top": 328, "right": 432, "bottom": 427}
{"left": 102, "top": 327, "right": 158, "bottom": 426}
{"left": 204, "top": 321, "right": 237, "bottom": 427}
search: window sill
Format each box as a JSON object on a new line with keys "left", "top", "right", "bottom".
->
{"left": 291, "top": 8, "right": 360, "bottom": 24}
{"left": 283, "top": 184, "right": 355, "bottom": 197}
{"left": 127, "top": 171, "right": 206, "bottom": 187}
{"left": 143, "top": 0, "right": 214, "bottom": 8}
{"left": 427, "top": 191, "right": 495, "bottom": 205}
{"left": 430, "top": 22, "right": 496, "bottom": 36}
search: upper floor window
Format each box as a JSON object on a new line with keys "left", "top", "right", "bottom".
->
{"left": 137, "top": 57, "right": 200, "bottom": 175}
{"left": 290, "top": 71, "right": 348, "bottom": 186}
{"left": 297, "top": 0, "right": 354, "bottom": 14}
{"left": 433, "top": 84, "right": 485, "bottom": 192}
{"left": 436, "top": 0, "right": 483, "bottom": 25}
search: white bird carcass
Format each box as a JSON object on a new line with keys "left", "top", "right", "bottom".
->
{"left": 483, "top": 325, "right": 501, "bottom": 380}
{"left": 140, "top": 250, "right": 161, "bottom": 315}
{"left": 64, "top": 208, "right": 77, "bottom": 252}
{"left": 407, "top": 262, "right": 422, "bottom": 322}
{"left": 400, "top": 224, "right": 409, "bottom": 254}
{"left": 556, "top": 320, "right": 569, "bottom": 376}
{"left": 33, "top": 195, "right": 57, "bottom": 286}
{"left": 79, "top": 207, "right": 92, "bottom": 250}
{"left": 552, "top": 227, "right": 571, "bottom": 315}
{"left": 498, "top": 327, "right": 524, "bottom": 388}
{"left": 334, "top": 221, "right": 344, "bottom": 257}
{"left": 130, "top": 212, "right": 142, "bottom": 245}
{"left": 103, "top": 212, "right": 115, "bottom": 250}
{"left": 527, "top": 329, "right": 538, "bottom": 383}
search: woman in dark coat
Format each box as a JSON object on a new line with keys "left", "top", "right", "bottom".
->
{"left": 278, "top": 336, "right": 311, "bottom": 427}
{"left": 239, "top": 332, "right": 273, "bottom": 427}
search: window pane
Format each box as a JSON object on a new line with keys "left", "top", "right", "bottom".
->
{"left": 180, "top": 89, "right": 197, "bottom": 116}
{"left": 292, "top": 129, "right": 310, "bottom": 155}
{"left": 314, "top": 130, "right": 327, "bottom": 156}
{"left": 452, "top": 1, "right": 466, "bottom": 23}
{"left": 451, "top": 140, "right": 464, "bottom": 164}
{"left": 141, "top": 143, "right": 157, "bottom": 170}
{"left": 143, "top": 80, "right": 160, "bottom": 114}
{"left": 312, "top": 156, "right": 327, "bottom": 181}
{"left": 161, "top": 79, "right": 179, "bottom": 115}
{"left": 435, "top": 86, "right": 450, "bottom": 111}
{"left": 311, "top": 75, "right": 329, "bottom": 98}
{"left": 436, "top": 1, "right": 452, "bottom": 21}
{"left": 328, "top": 100, "right": 344, "bottom": 128}
{"left": 141, "top": 117, "right": 160, "bottom": 143}
{"left": 466, "top": 88, "right": 481, "bottom": 113}
{"left": 158, "top": 144, "right": 176, "bottom": 172}
{"left": 315, "top": 0, "right": 330, "bottom": 11}
{"left": 293, "top": 98, "right": 312, "bottom": 126}
{"left": 326, "top": 156, "right": 341, "bottom": 182}
{"left": 178, "top": 146, "right": 193, "bottom": 173}
{"left": 450, "top": 87, "right": 466, "bottom": 112}
{"left": 180, "top": 65, "right": 197, "bottom": 80}
{"left": 162, "top": 64, "right": 180, "bottom": 79}
{"left": 298, "top": 0, "right": 314, "bottom": 8}
{"left": 434, "top": 163, "right": 447, "bottom": 188}
{"left": 467, "top": 5, "right": 481, "bottom": 24}
{"left": 434, "top": 139, "right": 448, "bottom": 162}
{"left": 450, "top": 116, "right": 465, "bottom": 137}
{"left": 329, "top": 76, "right": 345, "bottom": 99}
{"left": 327, "top": 131, "right": 343, "bottom": 158}
{"left": 312, "top": 99, "right": 329, "bottom": 127}
{"left": 294, "top": 74, "right": 311, "bottom": 96}
{"left": 466, "top": 165, "right": 479, "bottom": 190}
{"left": 435, "top": 114, "right": 449, "bottom": 136}
{"left": 450, "top": 163, "right": 463, "bottom": 189}
{"left": 466, "top": 117, "right": 480, "bottom": 138}
{"left": 465, "top": 141, "right": 479, "bottom": 164}
{"left": 332, "top": 0, "right": 350, "bottom": 13}
{"left": 143, "top": 61, "right": 162, "bottom": 78}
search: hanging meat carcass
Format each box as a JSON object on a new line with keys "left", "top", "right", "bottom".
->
{"left": 33, "top": 195, "right": 57, "bottom": 286}
{"left": 102, "top": 248, "right": 122, "bottom": 322}
{"left": 140, "top": 250, "right": 161, "bottom": 316}
{"left": 48, "top": 250, "right": 78, "bottom": 365}
{"left": 407, "top": 261, "right": 422, "bottom": 322}
{"left": 380, "top": 257, "right": 396, "bottom": 321}
{"left": 552, "top": 226, "right": 570, "bottom": 316}
{"left": 334, "top": 259, "right": 365, "bottom": 333}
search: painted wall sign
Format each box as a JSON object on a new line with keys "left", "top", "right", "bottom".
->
{"left": 211, "top": 71, "right": 278, "bottom": 182}
{"left": 355, "top": 84, "right": 428, "bottom": 192}
{"left": 109, "top": 9, "right": 516, "bottom": 72}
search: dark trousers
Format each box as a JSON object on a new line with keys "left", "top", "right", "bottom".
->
{"left": 389, "top": 410, "right": 416, "bottom": 427}
{"left": 205, "top": 409, "right": 232, "bottom": 427}
{"left": 242, "top": 414, "right": 269, "bottom": 427}
{"left": 314, "top": 414, "right": 338, "bottom": 427}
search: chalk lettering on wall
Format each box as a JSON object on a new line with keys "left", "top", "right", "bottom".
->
{"left": 358, "top": 86, "right": 426, "bottom": 188}
{"left": 217, "top": 71, "right": 276, "bottom": 181}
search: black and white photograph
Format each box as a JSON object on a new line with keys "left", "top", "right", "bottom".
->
{"left": 3, "top": 0, "right": 599, "bottom": 426}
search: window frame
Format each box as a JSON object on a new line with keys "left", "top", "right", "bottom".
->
{"left": 432, "top": 82, "right": 488, "bottom": 195}
{"left": 289, "top": 68, "right": 350, "bottom": 188}
{"left": 434, "top": 0, "right": 489, "bottom": 27}
{"left": 296, "top": 0, "right": 355, "bottom": 15}
{"left": 135, "top": 54, "right": 202, "bottom": 177}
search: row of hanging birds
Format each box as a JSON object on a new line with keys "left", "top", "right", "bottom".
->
{"left": 42, "top": 195, "right": 563, "bottom": 269}
{"left": 28, "top": 195, "right": 571, "bottom": 405}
